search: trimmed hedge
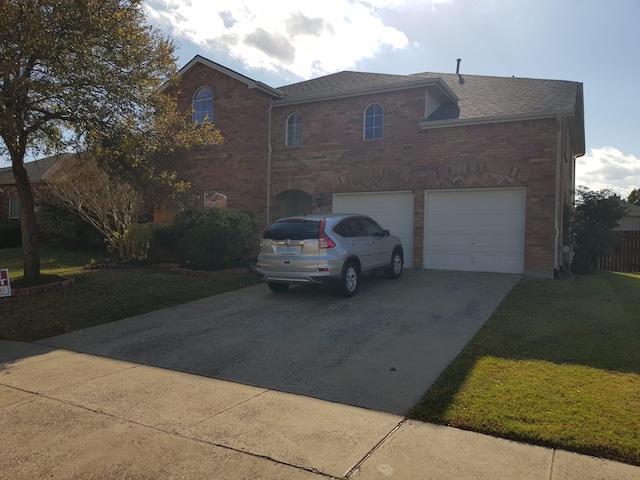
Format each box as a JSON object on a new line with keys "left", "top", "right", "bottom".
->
{"left": 147, "top": 208, "right": 256, "bottom": 270}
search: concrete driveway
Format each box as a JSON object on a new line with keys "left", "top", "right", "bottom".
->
{"left": 39, "top": 270, "right": 520, "bottom": 415}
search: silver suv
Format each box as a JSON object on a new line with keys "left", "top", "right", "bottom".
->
{"left": 257, "top": 213, "right": 404, "bottom": 296}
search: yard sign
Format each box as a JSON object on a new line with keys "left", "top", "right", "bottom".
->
{"left": 0, "top": 269, "right": 11, "bottom": 297}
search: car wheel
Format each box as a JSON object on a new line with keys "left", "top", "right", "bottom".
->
{"left": 384, "top": 249, "right": 403, "bottom": 279}
{"left": 339, "top": 261, "right": 359, "bottom": 297}
{"left": 268, "top": 282, "right": 289, "bottom": 293}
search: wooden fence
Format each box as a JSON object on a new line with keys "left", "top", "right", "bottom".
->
{"left": 597, "top": 231, "right": 640, "bottom": 272}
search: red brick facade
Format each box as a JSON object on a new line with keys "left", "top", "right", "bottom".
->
{"left": 159, "top": 62, "right": 273, "bottom": 226}
{"left": 163, "top": 59, "right": 583, "bottom": 277}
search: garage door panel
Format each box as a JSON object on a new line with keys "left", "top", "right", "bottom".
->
{"left": 333, "top": 192, "right": 413, "bottom": 267}
{"left": 424, "top": 189, "right": 525, "bottom": 274}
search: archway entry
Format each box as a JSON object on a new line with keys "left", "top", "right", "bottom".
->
{"left": 275, "top": 189, "right": 312, "bottom": 218}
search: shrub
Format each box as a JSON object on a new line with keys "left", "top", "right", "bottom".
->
{"left": 179, "top": 225, "right": 235, "bottom": 270}
{"left": 172, "top": 209, "right": 256, "bottom": 270}
{"left": 126, "top": 223, "right": 154, "bottom": 261}
{"left": 147, "top": 224, "right": 182, "bottom": 263}
{"left": 0, "top": 222, "right": 21, "bottom": 248}
{"left": 37, "top": 205, "right": 104, "bottom": 249}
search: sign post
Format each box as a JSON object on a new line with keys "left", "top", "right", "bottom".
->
{"left": 0, "top": 269, "right": 11, "bottom": 297}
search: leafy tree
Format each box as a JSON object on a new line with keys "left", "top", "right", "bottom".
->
{"left": 571, "top": 187, "right": 628, "bottom": 272}
{"left": 627, "top": 188, "right": 640, "bottom": 206}
{"left": 0, "top": 0, "right": 221, "bottom": 280}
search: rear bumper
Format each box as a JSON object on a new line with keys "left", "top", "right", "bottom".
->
{"left": 257, "top": 269, "right": 341, "bottom": 286}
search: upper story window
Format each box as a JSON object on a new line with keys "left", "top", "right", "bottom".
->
{"left": 286, "top": 114, "right": 302, "bottom": 146}
{"left": 364, "top": 103, "right": 384, "bottom": 140}
{"left": 192, "top": 86, "right": 214, "bottom": 124}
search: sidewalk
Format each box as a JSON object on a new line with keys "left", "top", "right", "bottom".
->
{"left": 1, "top": 340, "right": 638, "bottom": 479}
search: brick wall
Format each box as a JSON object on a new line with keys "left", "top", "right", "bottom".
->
{"left": 166, "top": 65, "right": 574, "bottom": 276}
{"left": 163, "top": 63, "right": 272, "bottom": 228}
{"left": 271, "top": 88, "right": 563, "bottom": 274}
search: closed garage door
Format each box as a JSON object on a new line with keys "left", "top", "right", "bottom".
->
{"left": 424, "top": 188, "right": 525, "bottom": 274}
{"left": 333, "top": 191, "right": 414, "bottom": 267}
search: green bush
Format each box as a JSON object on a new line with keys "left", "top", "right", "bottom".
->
{"left": 126, "top": 223, "right": 154, "bottom": 261}
{"left": 146, "top": 224, "right": 182, "bottom": 263}
{"left": 37, "top": 205, "right": 103, "bottom": 249}
{"left": 0, "top": 223, "right": 21, "bottom": 248}
{"left": 172, "top": 208, "right": 256, "bottom": 270}
{"left": 179, "top": 225, "right": 234, "bottom": 270}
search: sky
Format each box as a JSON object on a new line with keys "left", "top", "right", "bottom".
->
{"left": 143, "top": 0, "right": 640, "bottom": 199}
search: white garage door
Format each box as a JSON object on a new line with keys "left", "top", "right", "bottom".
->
{"left": 424, "top": 188, "right": 525, "bottom": 274}
{"left": 333, "top": 191, "right": 414, "bottom": 267}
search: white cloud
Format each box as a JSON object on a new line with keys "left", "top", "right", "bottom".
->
{"left": 575, "top": 147, "right": 640, "bottom": 199}
{"left": 144, "top": 0, "right": 415, "bottom": 78}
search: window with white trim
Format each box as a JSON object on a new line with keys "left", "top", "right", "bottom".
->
{"left": 192, "top": 86, "right": 214, "bottom": 124}
{"left": 9, "top": 197, "right": 20, "bottom": 219}
{"left": 364, "top": 103, "right": 383, "bottom": 140}
{"left": 286, "top": 114, "right": 302, "bottom": 146}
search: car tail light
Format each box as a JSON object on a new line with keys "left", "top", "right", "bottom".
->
{"left": 318, "top": 219, "right": 336, "bottom": 249}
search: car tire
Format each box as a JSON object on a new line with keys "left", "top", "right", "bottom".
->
{"left": 384, "top": 249, "right": 403, "bottom": 279}
{"left": 339, "top": 261, "right": 359, "bottom": 297}
{"left": 268, "top": 282, "right": 289, "bottom": 293}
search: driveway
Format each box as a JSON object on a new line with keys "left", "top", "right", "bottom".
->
{"left": 39, "top": 270, "right": 520, "bottom": 415}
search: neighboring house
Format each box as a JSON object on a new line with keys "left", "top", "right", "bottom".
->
{"left": 616, "top": 204, "right": 640, "bottom": 231}
{"left": 164, "top": 55, "right": 584, "bottom": 278}
{"left": 0, "top": 154, "right": 77, "bottom": 222}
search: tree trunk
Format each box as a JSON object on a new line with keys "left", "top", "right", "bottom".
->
{"left": 12, "top": 155, "right": 40, "bottom": 281}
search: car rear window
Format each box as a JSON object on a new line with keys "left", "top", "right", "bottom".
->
{"left": 263, "top": 219, "right": 320, "bottom": 240}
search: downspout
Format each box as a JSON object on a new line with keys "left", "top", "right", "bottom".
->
{"left": 554, "top": 114, "right": 562, "bottom": 275}
{"left": 267, "top": 101, "right": 272, "bottom": 227}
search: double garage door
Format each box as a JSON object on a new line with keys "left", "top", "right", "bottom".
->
{"left": 333, "top": 189, "right": 525, "bottom": 274}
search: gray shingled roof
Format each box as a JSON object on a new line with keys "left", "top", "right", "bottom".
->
{"left": 0, "top": 154, "right": 77, "bottom": 185}
{"left": 276, "top": 71, "right": 581, "bottom": 121}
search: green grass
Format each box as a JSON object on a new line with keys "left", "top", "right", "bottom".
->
{"left": 410, "top": 272, "right": 640, "bottom": 466}
{"left": 0, "top": 247, "right": 260, "bottom": 342}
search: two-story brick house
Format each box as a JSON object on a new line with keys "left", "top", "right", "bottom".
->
{"left": 166, "top": 55, "right": 584, "bottom": 278}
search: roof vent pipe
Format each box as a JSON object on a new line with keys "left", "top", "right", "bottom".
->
{"left": 456, "top": 58, "right": 461, "bottom": 74}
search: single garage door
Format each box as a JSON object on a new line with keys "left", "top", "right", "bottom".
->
{"left": 333, "top": 191, "right": 414, "bottom": 267}
{"left": 424, "top": 188, "right": 525, "bottom": 274}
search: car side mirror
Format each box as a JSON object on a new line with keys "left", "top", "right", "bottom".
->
{"left": 382, "top": 229, "right": 390, "bottom": 237}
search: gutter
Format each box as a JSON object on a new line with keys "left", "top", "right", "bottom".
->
{"left": 266, "top": 101, "right": 273, "bottom": 227}
{"left": 554, "top": 114, "right": 562, "bottom": 274}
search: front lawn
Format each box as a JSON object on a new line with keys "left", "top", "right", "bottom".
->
{"left": 0, "top": 248, "right": 260, "bottom": 342}
{"left": 410, "top": 272, "right": 640, "bottom": 466}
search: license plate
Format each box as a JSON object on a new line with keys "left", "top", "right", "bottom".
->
{"left": 276, "top": 246, "right": 298, "bottom": 255}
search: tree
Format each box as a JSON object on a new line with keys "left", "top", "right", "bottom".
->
{"left": 45, "top": 158, "right": 145, "bottom": 261}
{"left": 571, "top": 187, "right": 628, "bottom": 272}
{"left": 627, "top": 188, "right": 640, "bottom": 206}
{"left": 0, "top": 0, "right": 220, "bottom": 281}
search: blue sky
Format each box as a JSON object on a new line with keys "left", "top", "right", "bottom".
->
{"left": 143, "top": 0, "right": 640, "bottom": 198}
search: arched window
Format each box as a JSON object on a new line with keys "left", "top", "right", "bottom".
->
{"left": 286, "top": 114, "right": 302, "bottom": 146}
{"left": 364, "top": 103, "right": 383, "bottom": 140}
{"left": 192, "top": 86, "right": 214, "bottom": 124}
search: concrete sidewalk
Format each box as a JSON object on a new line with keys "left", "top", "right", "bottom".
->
{"left": 1, "top": 340, "right": 638, "bottom": 480}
